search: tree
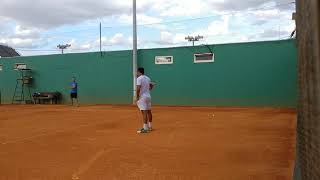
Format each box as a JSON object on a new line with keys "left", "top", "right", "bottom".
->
{"left": 295, "top": 0, "right": 320, "bottom": 179}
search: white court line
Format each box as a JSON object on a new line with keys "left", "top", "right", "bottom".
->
{"left": 0, "top": 120, "right": 113, "bottom": 145}
{"left": 72, "top": 148, "right": 115, "bottom": 180}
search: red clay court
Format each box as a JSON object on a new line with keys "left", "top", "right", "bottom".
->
{"left": 0, "top": 105, "right": 296, "bottom": 180}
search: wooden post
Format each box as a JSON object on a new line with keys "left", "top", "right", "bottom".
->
{"left": 295, "top": 0, "right": 320, "bottom": 179}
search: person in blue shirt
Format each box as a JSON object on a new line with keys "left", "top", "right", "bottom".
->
{"left": 70, "top": 77, "right": 79, "bottom": 106}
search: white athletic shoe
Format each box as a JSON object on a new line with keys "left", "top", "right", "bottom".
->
{"left": 137, "top": 128, "right": 149, "bottom": 134}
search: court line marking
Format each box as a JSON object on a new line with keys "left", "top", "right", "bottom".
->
{"left": 72, "top": 148, "right": 114, "bottom": 180}
{"left": 0, "top": 120, "right": 113, "bottom": 145}
{"left": 166, "top": 120, "right": 179, "bottom": 147}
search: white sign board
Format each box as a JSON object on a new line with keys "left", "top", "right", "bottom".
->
{"left": 14, "top": 63, "right": 27, "bottom": 70}
{"left": 155, "top": 56, "right": 173, "bottom": 65}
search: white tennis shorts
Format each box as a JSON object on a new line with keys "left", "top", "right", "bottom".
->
{"left": 137, "top": 96, "right": 152, "bottom": 111}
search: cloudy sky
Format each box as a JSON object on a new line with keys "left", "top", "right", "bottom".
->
{"left": 0, "top": 0, "right": 295, "bottom": 56}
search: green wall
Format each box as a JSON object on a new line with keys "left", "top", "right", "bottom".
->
{"left": 138, "top": 40, "right": 297, "bottom": 107}
{"left": 0, "top": 40, "right": 297, "bottom": 107}
{"left": 0, "top": 51, "right": 133, "bottom": 104}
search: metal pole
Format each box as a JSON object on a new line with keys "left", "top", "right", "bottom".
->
{"left": 100, "top": 22, "right": 102, "bottom": 56}
{"left": 132, "top": 0, "right": 138, "bottom": 104}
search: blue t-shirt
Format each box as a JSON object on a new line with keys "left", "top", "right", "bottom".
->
{"left": 71, "top": 82, "right": 78, "bottom": 94}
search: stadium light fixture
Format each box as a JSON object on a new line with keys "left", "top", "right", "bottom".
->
{"left": 185, "top": 35, "right": 204, "bottom": 46}
{"left": 57, "top": 44, "right": 71, "bottom": 54}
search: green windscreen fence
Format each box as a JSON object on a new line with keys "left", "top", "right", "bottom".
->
{"left": 0, "top": 40, "right": 297, "bottom": 107}
{"left": 139, "top": 40, "right": 297, "bottom": 107}
{"left": 0, "top": 51, "right": 133, "bottom": 104}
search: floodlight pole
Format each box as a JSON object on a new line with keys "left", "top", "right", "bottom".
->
{"left": 132, "top": 0, "right": 138, "bottom": 104}
{"left": 57, "top": 44, "right": 71, "bottom": 54}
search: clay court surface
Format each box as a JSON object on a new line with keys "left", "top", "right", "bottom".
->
{"left": 0, "top": 105, "right": 296, "bottom": 180}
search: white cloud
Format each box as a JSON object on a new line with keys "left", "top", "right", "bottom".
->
{"left": 160, "top": 31, "right": 174, "bottom": 44}
{"left": 65, "top": 39, "right": 93, "bottom": 51}
{"left": 157, "top": 31, "right": 187, "bottom": 45}
{"left": 109, "top": 33, "right": 126, "bottom": 45}
{"left": 66, "top": 33, "right": 133, "bottom": 52}
{"left": 209, "top": 0, "right": 294, "bottom": 11}
{"left": 67, "top": 39, "right": 76, "bottom": 46}
{"left": 13, "top": 25, "right": 41, "bottom": 39}
{"left": 0, "top": 25, "right": 48, "bottom": 48}
{"left": 173, "top": 33, "right": 187, "bottom": 44}
{"left": 0, "top": 1, "right": 132, "bottom": 29}
{"left": 0, "top": 38, "right": 32, "bottom": 48}
{"left": 251, "top": 9, "right": 280, "bottom": 18}
{"left": 282, "top": 23, "right": 296, "bottom": 33}
{"left": 153, "top": 0, "right": 210, "bottom": 17}
{"left": 0, "top": 0, "right": 159, "bottom": 29}
{"left": 0, "top": 0, "right": 296, "bottom": 55}
{"left": 0, "top": 37, "right": 48, "bottom": 49}
{"left": 249, "top": 24, "right": 294, "bottom": 40}
{"left": 253, "top": 29, "right": 288, "bottom": 39}
{"left": 79, "top": 43, "right": 92, "bottom": 50}
{"left": 0, "top": 0, "right": 295, "bottom": 30}
{"left": 205, "top": 15, "right": 230, "bottom": 36}
{"left": 99, "top": 37, "right": 108, "bottom": 46}
{"left": 185, "top": 15, "right": 230, "bottom": 39}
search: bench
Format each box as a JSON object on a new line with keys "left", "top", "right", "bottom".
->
{"left": 33, "top": 92, "right": 61, "bottom": 104}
